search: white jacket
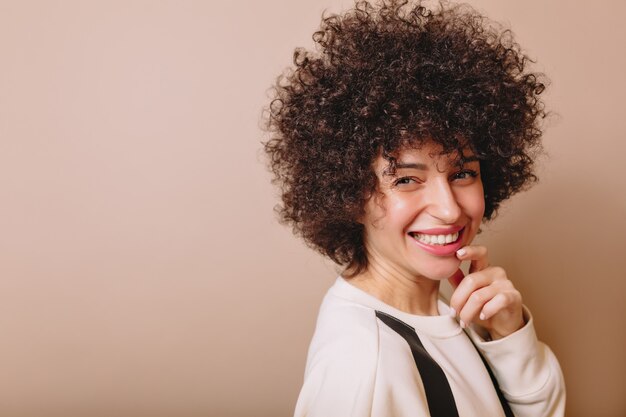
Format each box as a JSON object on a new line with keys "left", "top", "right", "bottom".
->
{"left": 295, "top": 277, "right": 566, "bottom": 417}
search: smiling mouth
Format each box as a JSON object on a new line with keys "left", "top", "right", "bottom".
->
{"left": 409, "top": 229, "right": 463, "bottom": 246}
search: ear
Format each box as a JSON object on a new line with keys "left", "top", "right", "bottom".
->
{"left": 354, "top": 211, "right": 366, "bottom": 225}
{"left": 354, "top": 194, "right": 372, "bottom": 225}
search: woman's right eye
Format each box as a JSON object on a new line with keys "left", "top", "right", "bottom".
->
{"left": 392, "top": 176, "right": 421, "bottom": 190}
{"left": 394, "top": 177, "right": 414, "bottom": 185}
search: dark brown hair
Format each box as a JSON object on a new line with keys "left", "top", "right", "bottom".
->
{"left": 264, "top": 0, "right": 547, "bottom": 276}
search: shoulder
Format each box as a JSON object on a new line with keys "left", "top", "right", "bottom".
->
{"left": 308, "top": 288, "right": 380, "bottom": 366}
{"left": 294, "top": 290, "right": 381, "bottom": 417}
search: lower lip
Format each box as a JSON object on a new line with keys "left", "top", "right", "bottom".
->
{"left": 409, "top": 228, "right": 465, "bottom": 256}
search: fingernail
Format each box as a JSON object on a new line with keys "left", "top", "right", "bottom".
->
{"left": 459, "top": 319, "right": 466, "bottom": 328}
{"left": 449, "top": 307, "right": 456, "bottom": 317}
{"left": 456, "top": 248, "right": 466, "bottom": 257}
{"left": 479, "top": 312, "right": 486, "bottom": 321}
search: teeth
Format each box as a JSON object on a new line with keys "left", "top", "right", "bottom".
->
{"left": 412, "top": 232, "right": 459, "bottom": 246}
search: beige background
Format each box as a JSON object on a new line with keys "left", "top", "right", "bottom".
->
{"left": 0, "top": 0, "right": 624, "bottom": 416}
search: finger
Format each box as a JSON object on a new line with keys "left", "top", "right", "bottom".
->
{"left": 447, "top": 268, "right": 465, "bottom": 289}
{"left": 480, "top": 292, "right": 524, "bottom": 339}
{"left": 449, "top": 266, "right": 511, "bottom": 316}
{"left": 456, "top": 245, "right": 489, "bottom": 273}
{"left": 479, "top": 290, "right": 522, "bottom": 321}
{"left": 457, "top": 285, "right": 498, "bottom": 327}
{"left": 448, "top": 270, "right": 493, "bottom": 317}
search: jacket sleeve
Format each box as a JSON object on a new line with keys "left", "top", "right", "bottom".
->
{"left": 467, "top": 305, "right": 566, "bottom": 417}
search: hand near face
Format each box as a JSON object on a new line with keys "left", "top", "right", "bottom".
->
{"left": 448, "top": 246, "right": 525, "bottom": 340}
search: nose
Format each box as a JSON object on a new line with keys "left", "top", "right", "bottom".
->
{"left": 425, "top": 179, "right": 462, "bottom": 223}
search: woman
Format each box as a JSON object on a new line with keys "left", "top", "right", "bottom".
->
{"left": 264, "top": 1, "right": 566, "bottom": 416}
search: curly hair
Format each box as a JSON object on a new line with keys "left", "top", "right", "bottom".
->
{"left": 264, "top": 0, "right": 547, "bottom": 276}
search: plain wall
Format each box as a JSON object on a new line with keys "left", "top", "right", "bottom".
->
{"left": 0, "top": 0, "right": 624, "bottom": 416}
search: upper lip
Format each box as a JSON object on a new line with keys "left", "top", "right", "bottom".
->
{"left": 409, "top": 226, "right": 464, "bottom": 235}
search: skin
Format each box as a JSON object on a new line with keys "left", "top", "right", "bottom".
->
{"left": 350, "top": 142, "right": 525, "bottom": 340}
{"left": 450, "top": 246, "right": 525, "bottom": 340}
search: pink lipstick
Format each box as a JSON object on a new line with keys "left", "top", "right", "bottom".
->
{"left": 408, "top": 226, "right": 465, "bottom": 256}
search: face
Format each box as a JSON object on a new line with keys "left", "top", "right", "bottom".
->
{"left": 361, "top": 142, "right": 485, "bottom": 281}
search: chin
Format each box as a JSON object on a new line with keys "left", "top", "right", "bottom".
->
{"left": 418, "top": 260, "right": 461, "bottom": 281}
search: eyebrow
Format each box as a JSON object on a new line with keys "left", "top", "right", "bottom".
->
{"left": 395, "top": 156, "right": 480, "bottom": 171}
{"left": 395, "top": 162, "right": 428, "bottom": 170}
{"left": 460, "top": 155, "right": 480, "bottom": 163}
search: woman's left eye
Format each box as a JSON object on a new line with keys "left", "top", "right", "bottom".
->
{"left": 452, "top": 170, "right": 478, "bottom": 181}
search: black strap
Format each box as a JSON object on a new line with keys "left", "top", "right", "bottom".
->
{"left": 376, "top": 310, "right": 459, "bottom": 417}
{"left": 375, "top": 310, "right": 515, "bottom": 417}
{"left": 471, "top": 340, "right": 515, "bottom": 417}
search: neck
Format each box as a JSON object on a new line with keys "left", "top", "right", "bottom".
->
{"left": 348, "top": 258, "right": 441, "bottom": 316}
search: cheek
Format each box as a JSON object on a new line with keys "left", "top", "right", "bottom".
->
{"left": 461, "top": 185, "right": 486, "bottom": 221}
{"left": 474, "top": 194, "right": 486, "bottom": 219}
{"left": 385, "top": 197, "right": 419, "bottom": 226}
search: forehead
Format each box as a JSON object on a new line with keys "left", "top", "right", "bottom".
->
{"left": 373, "top": 143, "right": 477, "bottom": 174}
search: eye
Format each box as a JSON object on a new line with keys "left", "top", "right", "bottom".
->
{"left": 392, "top": 176, "right": 422, "bottom": 191}
{"left": 452, "top": 169, "right": 479, "bottom": 181}
{"left": 394, "top": 177, "right": 415, "bottom": 186}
